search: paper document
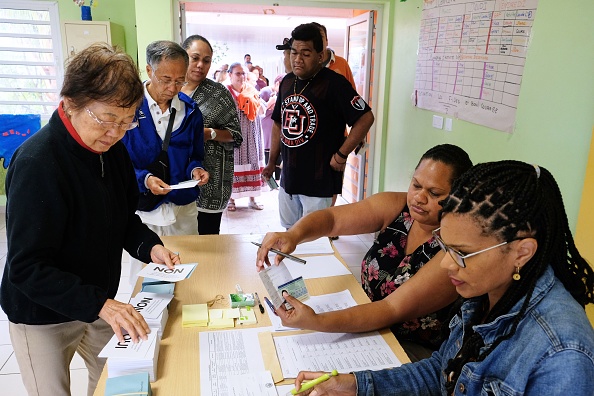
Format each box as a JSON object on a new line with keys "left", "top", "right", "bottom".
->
{"left": 285, "top": 255, "right": 352, "bottom": 279}
{"left": 266, "top": 290, "right": 358, "bottom": 331}
{"left": 274, "top": 331, "right": 401, "bottom": 377}
{"left": 163, "top": 180, "right": 199, "bottom": 190}
{"left": 199, "top": 328, "right": 270, "bottom": 396}
{"left": 137, "top": 263, "right": 197, "bottom": 282}
{"left": 227, "top": 371, "right": 278, "bottom": 396}
{"left": 292, "top": 238, "right": 334, "bottom": 255}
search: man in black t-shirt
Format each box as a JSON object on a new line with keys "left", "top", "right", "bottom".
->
{"left": 263, "top": 23, "right": 374, "bottom": 229}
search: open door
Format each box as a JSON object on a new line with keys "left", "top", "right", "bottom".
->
{"left": 341, "top": 11, "right": 375, "bottom": 203}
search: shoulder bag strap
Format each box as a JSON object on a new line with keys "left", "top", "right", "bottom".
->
{"left": 161, "top": 107, "right": 176, "bottom": 152}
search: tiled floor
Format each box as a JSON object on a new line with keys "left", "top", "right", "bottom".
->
{"left": 0, "top": 189, "right": 373, "bottom": 395}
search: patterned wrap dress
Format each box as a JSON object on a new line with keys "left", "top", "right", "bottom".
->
{"left": 361, "top": 206, "right": 451, "bottom": 349}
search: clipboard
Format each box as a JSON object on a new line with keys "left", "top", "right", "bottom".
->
{"left": 257, "top": 330, "right": 316, "bottom": 384}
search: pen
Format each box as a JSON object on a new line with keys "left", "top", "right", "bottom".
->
{"left": 253, "top": 292, "right": 265, "bottom": 314}
{"left": 263, "top": 296, "right": 275, "bottom": 312}
{"left": 286, "top": 370, "right": 339, "bottom": 395}
{"left": 251, "top": 242, "right": 307, "bottom": 265}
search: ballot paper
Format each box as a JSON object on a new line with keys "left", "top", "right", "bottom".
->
{"left": 259, "top": 262, "right": 309, "bottom": 309}
{"left": 163, "top": 180, "right": 199, "bottom": 190}
{"left": 292, "top": 237, "right": 334, "bottom": 255}
{"left": 99, "top": 330, "right": 160, "bottom": 381}
{"left": 265, "top": 290, "right": 358, "bottom": 331}
{"left": 129, "top": 292, "right": 173, "bottom": 320}
{"left": 284, "top": 255, "right": 351, "bottom": 279}
{"left": 104, "top": 372, "right": 152, "bottom": 396}
{"left": 137, "top": 263, "right": 197, "bottom": 282}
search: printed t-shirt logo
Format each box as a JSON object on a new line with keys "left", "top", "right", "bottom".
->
{"left": 351, "top": 96, "right": 366, "bottom": 111}
{"left": 280, "top": 94, "right": 318, "bottom": 148}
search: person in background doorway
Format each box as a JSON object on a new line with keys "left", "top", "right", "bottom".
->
{"left": 259, "top": 73, "right": 284, "bottom": 182}
{"left": 254, "top": 65, "right": 269, "bottom": 86}
{"left": 251, "top": 66, "right": 267, "bottom": 91}
{"left": 312, "top": 21, "right": 356, "bottom": 89}
{"left": 226, "top": 62, "right": 265, "bottom": 211}
{"left": 216, "top": 63, "right": 230, "bottom": 85}
{"left": 243, "top": 53, "right": 251, "bottom": 66}
{"left": 276, "top": 37, "right": 293, "bottom": 73}
{"left": 181, "top": 35, "right": 243, "bottom": 235}
{"left": 1, "top": 43, "right": 180, "bottom": 396}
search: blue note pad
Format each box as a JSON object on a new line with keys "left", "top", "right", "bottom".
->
{"left": 105, "top": 371, "right": 152, "bottom": 395}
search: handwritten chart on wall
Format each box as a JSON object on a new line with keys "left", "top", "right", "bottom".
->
{"left": 414, "top": 0, "right": 539, "bottom": 133}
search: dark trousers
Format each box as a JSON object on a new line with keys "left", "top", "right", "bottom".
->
{"left": 197, "top": 211, "right": 224, "bottom": 235}
{"left": 264, "top": 149, "right": 281, "bottom": 180}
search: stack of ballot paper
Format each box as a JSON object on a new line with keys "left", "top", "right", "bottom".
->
{"left": 104, "top": 371, "right": 152, "bottom": 396}
{"left": 99, "top": 330, "right": 160, "bottom": 382}
{"left": 141, "top": 278, "right": 175, "bottom": 295}
{"left": 129, "top": 292, "right": 173, "bottom": 339}
{"left": 182, "top": 303, "right": 209, "bottom": 327}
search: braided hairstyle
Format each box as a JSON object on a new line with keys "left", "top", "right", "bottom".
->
{"left": 440, "top": 160, "right": 594, "bottom": 393}
{"left": 416, "top": 144, "right": 473, "bottom": 184}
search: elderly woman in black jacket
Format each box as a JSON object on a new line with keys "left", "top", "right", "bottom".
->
{"left": 1, "top": 43, "right": 180, "bottom": 396}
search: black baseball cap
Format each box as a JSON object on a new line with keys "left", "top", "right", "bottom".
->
{"left": 276, "top": 37, "right": 292, "bottom": 50}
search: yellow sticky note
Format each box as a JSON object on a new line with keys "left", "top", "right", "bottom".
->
{"left": 182, "top": 303, "right": 208, "bottom": 327}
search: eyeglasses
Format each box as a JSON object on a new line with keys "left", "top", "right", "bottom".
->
{"left": 85, "top": 107, "right": 138, "bottom": 131}
{"left": 153, "top": 75, "right": 188, "bottom": 88}
{"left": 432, "top": 227, "right": 512, "bottom": 268}
{"left": 233, "top": 72, "right": 246, "bottom": 76}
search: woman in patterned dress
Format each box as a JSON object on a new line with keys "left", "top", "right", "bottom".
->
{"left": 226, "top": 62, "right": 265, "bottom": 211}
{"left": 181, "top": 35, "right": 243, "bottom": 234}
{"left": 256, "top": 144, "right": 472, "bottom": 361}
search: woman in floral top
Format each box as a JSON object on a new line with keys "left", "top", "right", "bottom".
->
{"left": 256, "top": 144, "right": 472, "bottom": 361}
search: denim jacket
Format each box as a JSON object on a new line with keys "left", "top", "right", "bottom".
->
{"left": 355, "top": 266, "right": 594, "bottom": 395}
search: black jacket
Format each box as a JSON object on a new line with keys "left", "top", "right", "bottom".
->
{"left": 1, "top": 109, "right": 162, "bottom": 324}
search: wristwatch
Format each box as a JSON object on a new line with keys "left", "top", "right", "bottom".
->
{"left": 209, "top": 127, "right": 217, "bottom": 140}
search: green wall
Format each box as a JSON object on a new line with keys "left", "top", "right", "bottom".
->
{"left": 384, "top": 0, "right": 594, "bottom": 230}
{"left": 57, "top": 0, "right": 138, "bottom": 63}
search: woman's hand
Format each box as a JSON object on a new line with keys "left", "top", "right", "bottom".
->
{"left": 255, "top": 232, "right": 298, "bottom": 271}
{"left": 150, "top": 244, "right": 181, "bottom": 269}
{"left": 277, "top": 292, "right": 319, "bottom": 329}
{"left": 99, "top": 299, "right": 150, "bottom": 343}
{"left": 293, "top": 371, "right": 357, "bottom": 396}
{"left": 192, "top": 168, "right": 210, "bottom": 186}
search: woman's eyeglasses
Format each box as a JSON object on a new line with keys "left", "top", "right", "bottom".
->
{"left": 432, "top": 227, "right": 512, "bottom": 268}
{"left": 85, "top": 107, "right": 138, "bottom": 131}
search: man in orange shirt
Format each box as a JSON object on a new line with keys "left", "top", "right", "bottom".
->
{"left": 312, "top": 22, "right": 356, "bottom": 90}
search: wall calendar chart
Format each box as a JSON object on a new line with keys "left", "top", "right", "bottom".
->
{"left": 414, "top": 0, "right": 539, "bottom": 133}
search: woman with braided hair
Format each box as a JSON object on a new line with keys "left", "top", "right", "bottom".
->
{"left": 290, "top": 160, "right": 594, "bottom": 396}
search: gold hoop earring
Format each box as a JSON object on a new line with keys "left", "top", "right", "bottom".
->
{"left": 512, "top": 266, "right": 521, "bottom": 281}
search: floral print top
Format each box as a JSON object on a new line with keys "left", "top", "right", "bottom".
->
{"left": 361, "top": 206, "right": 450, "bottom": 349}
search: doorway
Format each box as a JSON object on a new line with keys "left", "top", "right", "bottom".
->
{"left": 179, "top": 2, "right": 379, "bottom": 203}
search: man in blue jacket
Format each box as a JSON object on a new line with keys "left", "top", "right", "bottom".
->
{"left": 122, "top": 40, "right": 209, "bottom": 236}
